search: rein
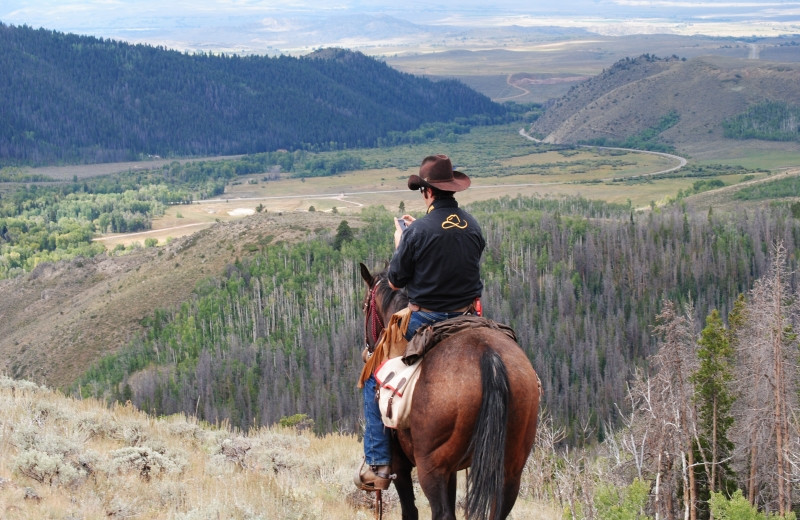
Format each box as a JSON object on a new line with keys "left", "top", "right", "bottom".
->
{"left": 364, "top": 280, "right": 386, "bottom": 351}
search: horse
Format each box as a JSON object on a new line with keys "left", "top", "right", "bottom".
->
{"left": 359, "top": 263, "right": 541, "bottom": 520}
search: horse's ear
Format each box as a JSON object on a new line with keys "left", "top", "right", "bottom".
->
{"left": 359, "top": 263, "right": 373, "bottom": 285}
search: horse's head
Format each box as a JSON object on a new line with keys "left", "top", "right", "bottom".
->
{"left": 359, "top": 262, "right": 407, "bottom": 351}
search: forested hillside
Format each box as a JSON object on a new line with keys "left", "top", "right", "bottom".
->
{"left": 76, "top": 198, "right": 800, "bottom": 444}
{"left": 0, "top": 23, "right": 505, "bottom": 166}
{"left": 723, "top": 100, "right": 800, "bottom": 142}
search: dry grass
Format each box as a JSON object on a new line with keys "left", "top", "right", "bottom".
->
{"left": 0, "top": 377, "right": 560, "bottom": 519}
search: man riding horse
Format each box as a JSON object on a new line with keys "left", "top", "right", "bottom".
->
{"left": 356, "top": 154, "right": 486, "bottom": 491}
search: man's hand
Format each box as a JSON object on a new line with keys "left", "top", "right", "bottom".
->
{"left": 394, "top": 215, "right": 415, "bottom": 248}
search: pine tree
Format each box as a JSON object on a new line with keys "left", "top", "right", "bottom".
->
{"left": 333, "top": 220, "right": 353, "bottom": 251}
{"left": 691, "top": 309, "right": 735, "bottom": 495}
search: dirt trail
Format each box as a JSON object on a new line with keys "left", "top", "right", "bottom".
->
{"left": 518, "top": 127, "right": 687, "bottom": 179}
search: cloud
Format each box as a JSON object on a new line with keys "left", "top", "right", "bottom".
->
{"left": 613, "top": 0, "right": 800, "bottom": 7}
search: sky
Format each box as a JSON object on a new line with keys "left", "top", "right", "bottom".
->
{"left": 2, "top": 0, "right": 799, "bottom": 53}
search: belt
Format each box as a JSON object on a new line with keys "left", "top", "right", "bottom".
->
{"left": 408, "top": 303, "right": 470, "bottom": 313}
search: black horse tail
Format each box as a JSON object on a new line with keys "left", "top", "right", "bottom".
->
{"left": 466, "top": 348, "right": 510, "bottom": 519}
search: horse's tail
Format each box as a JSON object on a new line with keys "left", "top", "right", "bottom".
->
{"left": 466, "top": 348, "right": 509, "bottom": 519}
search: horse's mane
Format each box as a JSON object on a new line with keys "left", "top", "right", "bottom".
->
{"left": 373, "top": 268, "right": 409, "bottom": 316}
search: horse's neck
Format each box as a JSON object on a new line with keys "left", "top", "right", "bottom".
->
{"left": 384, "top": 290, "right": 408, "bottom": 319}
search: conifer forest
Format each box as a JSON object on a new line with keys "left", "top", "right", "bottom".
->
{"left": 75, "top": 198, "right": 799, "bottom": 438}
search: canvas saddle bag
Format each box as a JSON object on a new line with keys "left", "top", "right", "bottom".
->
{"left": 374, "top": 356, "right": 422, "bottom": 429}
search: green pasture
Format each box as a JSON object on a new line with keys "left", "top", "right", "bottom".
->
{"left": 695, "top": 148, "right": 800, "bottom": 172}
{"left": 219, "top": 124, "right": 778, "bottom": 214}
{"left": 13, "top": 122, "right": 794, "bottom": 252}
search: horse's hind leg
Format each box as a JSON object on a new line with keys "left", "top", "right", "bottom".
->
{"left": 496, "top": 476, "right": 522, "bottom": 520}
{"left": 417, "top": 469, "right": 457, "bottom": 520}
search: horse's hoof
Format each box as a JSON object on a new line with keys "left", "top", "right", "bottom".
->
{"left": 354, "top": 460, "right": 394, "bottom": 491}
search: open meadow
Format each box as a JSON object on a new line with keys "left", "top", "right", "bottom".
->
{"left": 86, "top": 123, "right": 791, "bottom": 250}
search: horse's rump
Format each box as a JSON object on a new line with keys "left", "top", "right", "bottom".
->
{"left": 404, "top": 327, "right": 539, "bottom": 466}
{"left": 397, "top": 327, "right": 539, "bottom": 518}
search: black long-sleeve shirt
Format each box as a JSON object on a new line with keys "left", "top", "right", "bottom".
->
{"left": 388, "top": 198, "right": 485, "bottom": 311}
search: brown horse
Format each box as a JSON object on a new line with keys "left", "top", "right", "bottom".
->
{"left": 360, "top": 263, "right": 541, "bottom": 520}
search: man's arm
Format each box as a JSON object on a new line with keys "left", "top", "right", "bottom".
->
{"left": 389, "top": 219, "right": 417, "bottom": 291}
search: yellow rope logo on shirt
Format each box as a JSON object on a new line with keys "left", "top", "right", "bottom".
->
{"left": 442, "top": 214, "right": 468, "bottom": 230}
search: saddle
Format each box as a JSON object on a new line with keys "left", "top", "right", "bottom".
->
{"left": 358, "top": 307, "right": 412, "bottom": 388}
{"left": 402, "top": 315, "right": 517, "bottom": 365}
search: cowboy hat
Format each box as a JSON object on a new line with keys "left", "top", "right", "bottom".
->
{"left": 407, "top": 154, "right": 471, "bottom": 192}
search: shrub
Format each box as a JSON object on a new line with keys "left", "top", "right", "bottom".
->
{"left": 14, "top": 449, "right": 84, "bottom": 485}
{"left": 709, "top": 490, "right": 797, "bottom": 520}
{"left": 593, "top": 478, "right": 652, "bottom": 520}
{"left": 108, "top": 446, "right": 183, "bottom": 481}
{"left": 278, "top": 413, "right": 314, "bottom": 430}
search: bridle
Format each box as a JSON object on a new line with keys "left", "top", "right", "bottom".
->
{"left": 364, "top": 279, "right": 386, "bottom": 352}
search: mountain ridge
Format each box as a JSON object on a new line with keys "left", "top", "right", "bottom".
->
{"left": 0, "top": 23, "right": 504, "bottom": 166}
{"left": 531, "top": 54, "right": 800, "bottom": 157}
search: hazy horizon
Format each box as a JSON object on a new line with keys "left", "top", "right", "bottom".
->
{"left": 3, "top": 0, "right": 799, "bottom": 55}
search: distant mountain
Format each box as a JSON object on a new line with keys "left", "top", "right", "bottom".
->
{"left": 0, "top": 23, "right": 505, "bottom": 166}
{"left": 531, "top": 54, "right": 800, "bottom": 156}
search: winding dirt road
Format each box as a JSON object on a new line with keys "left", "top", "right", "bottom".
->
{"left": 518, "top": 127, "right": 687, "bottom": 179}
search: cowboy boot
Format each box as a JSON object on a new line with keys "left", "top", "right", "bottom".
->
{"left": 354, "top": 460, "right": 394, "bottom": 491}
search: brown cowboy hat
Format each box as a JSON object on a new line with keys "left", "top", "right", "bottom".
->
{"left": 407, "top": 154, "right": 471, "bottom": 192}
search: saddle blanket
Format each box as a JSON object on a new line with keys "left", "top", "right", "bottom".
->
{"left": 374, "top": 356, "right": 422, "bottom": 429}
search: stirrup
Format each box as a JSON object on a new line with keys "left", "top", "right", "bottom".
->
{"left": 354, "top": 460, "right": 395, "bottom": 491}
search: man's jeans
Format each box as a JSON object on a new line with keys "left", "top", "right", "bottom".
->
{"left": 404, "top": 310, "right": 466, "bottom": 341}
{"left": 363, "top": 374, "right": 391, "bottom": 466}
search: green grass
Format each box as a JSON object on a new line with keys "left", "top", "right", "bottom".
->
{"left": 167, "top": 123, "right": 797, "bottom": 215}
{"left": 695, "top": 149, "right": 800, "bottom": 171}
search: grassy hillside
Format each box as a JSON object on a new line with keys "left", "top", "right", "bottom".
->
{"left": 530, "top": 55, "right": 800, "bottom": 158}
{"left": 0, "top": 376, "right": 559, "bottom": 519}
{"left": 0, "top": 211, "right": 343, "bottom": 388}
